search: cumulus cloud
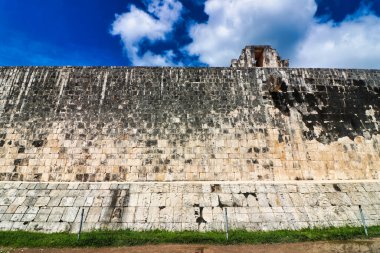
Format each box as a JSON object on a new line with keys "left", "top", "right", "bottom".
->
{"left": 186, "top": 0, "right": 380, "bottom": 68}
{"left": 110, "top": 0, "right": 182, "bottom": 66}
{"left": 133, "top": 50, "right": 179, "bottom": 66}
{"left": 294, "top": 8, "right": 380, "bottom": 68}
{"left": 186, "top": 0, "right": 317, "bottom": 66}
{"left": 111, "top": 0, "right": 380, "bottom": 68}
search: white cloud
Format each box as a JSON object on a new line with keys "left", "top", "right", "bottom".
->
{"left": 186, "top": 0, "right": 317, "bottom": 66}
{"left": 111, "top": 0, "right": 380, "bottom": 68}
{"left": 294, "top": 11, "right": 380, "bottom": 68}
{"left": 186, "top": 0, "right": 380, "bottom": 68}
{"left": 110, "top": 0, "right": 182, "bottom": 66}
{"left": 133, "top": 50, "right": 180, "bottom": 66}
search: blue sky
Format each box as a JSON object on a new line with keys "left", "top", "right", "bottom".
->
{"left": 0, "top": 0, "right": 380, "bottom": 68}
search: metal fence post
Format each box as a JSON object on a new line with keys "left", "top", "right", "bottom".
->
{"left": 359, "top": 205, "right": 368, "bottom": 237}
{"left": 77, "top": 208, "right": 85, "bottom": 241}
{"left": 224, "top": 208, "right": 229, "bottom": 240}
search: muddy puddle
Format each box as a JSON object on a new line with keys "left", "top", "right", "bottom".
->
{"left": 6, "top": 238, "right": 380, "bottom": 253}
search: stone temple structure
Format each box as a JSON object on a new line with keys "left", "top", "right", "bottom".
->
{"left": 0, "top": 46, "right": 379, "bottom": 232}
{"left": 231, "top": 45, "right": 289, "bottom": 68}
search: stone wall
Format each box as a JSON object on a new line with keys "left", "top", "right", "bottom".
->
{"left": 0, "top": 66, "right": 379, "bottom": 233}
{"left": 0, "top": 67, "right": 379, "bottom": 182}
{"left": 1, "top": 181, "right": 379, "bottom": 232}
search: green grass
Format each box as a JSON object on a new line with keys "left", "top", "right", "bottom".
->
{"left": 0, "top": 226, "right": 379, "bottom": 248}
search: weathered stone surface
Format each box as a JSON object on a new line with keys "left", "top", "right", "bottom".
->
{"left": 0, "top": 181, "right": 379, "bottom": 232}
{"left": 231, "top": 45, "right": 289, "bottom": 67}
{"left": 0, "top": 55, "right": 379, "bottom": 234}
{"left": 0, "top": 67, "right": 379, "bottom": 182}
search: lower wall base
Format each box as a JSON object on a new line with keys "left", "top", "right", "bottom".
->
{"left": 0, "top": 181, "right": 379, "bottom": 233}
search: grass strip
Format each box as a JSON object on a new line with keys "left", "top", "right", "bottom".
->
{"left": 0, "top": 226, "right": 379, "bottom": 248}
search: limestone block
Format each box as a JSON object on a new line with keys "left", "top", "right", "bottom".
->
{"left": 11, "top": 222, "right": 28, "bottom": 231}
{"left": 264, "top": 184, "right": 277, "bottom": 193}
{"left": 199, "top": 194, "right": 212, "bottom": 207}
{"left": 150, "top": 193, "right": 166, "bottom": 207}
{"left": 66, "top": 190, "right": 82, "bottom": 197}
{"left": 291, "top": 221, "right": 309, "bottom": 230}
{"left": 4, "top": 189, "right": 18, "bottom": 197}
{"left": 0, "top": 214, "right": 12, "bottom": 221}
{"left": 230, "top": 185, "right": 241, "bottom": 194}
{"left": 22, "top": 197, "right": 37, "bottom": 206}
{"left": 77, "top": 184, "right": 90, "bottom": 190}
{"left": 26, "top": 207, "right": 39, "bottom": 214}
{"left": 34, "top": 211, "right": 50, "bottom": 222}
{"left": 245, "top": 194, "right": 259, "bottom": 207}
{"left": 297, "top": 185, "right": 311, "bottom": 193}
{"left": 61, "top": 207, "right": 79, "bottom": 222}
{"left": 50, "top": 190, "right": 68, "bottom": 197}
{"left": 0, "top": 197, "right": 15, "bottom": 205}
{"left": 83, "top": 197, "right": 94, "bottom": 207}
{"left": 289, "top": 193, "right": 305, "bottom": 207}
{"left": 0, "top": 206, "right": 7, "bottom": 214}
{"left": 101, "top": 197, "right": 113, "bottom": 207}
{"left": 183, "top": 193, "right": 200, "bottom": 207}
{"left": 266, "top": 193, "right": 281, "bottom": 207}
{"left": 166, "top": 193, "right": 182, "bottom": 207}
{"left": 340, "top": 206, "right": 360, "bottom": 221}
{"left": 86, "top": 207, "right": 102, "bottom": 223}
{"left": 232, "top": 194, "right": 247, "bottom": 207}
{"left": 304, "top": 207, "right": 321, "bottom": 222}
{"left": 67, "top": 183, "right": 79, "bottom": 190}
{"left": 10, "top": 213, "right": 23, "bottom": 222}
{"left": 168, "top": 207, "right": 182, "bottom": 223}
{"left": 316, "top": 193, "right": 331, "bottom": 207}
{"left": 326, "top": 192, "right": 352, "bottom": 206}
{"left": 14, "top": 205, "right": 28, "bottom": 214}
{"left": 322, "top": 207, "right": 341, "bottom": 225}
{"left": 35, "top": 197, "right": 50, "bottom": 206}
{"left": 301, "top": 193, "right": 319, "bottom": 207}
{"left": 0, "top": 221, "right": 13, "bottom": 230}
{"left": 48, "top": 207, "right": 65, "bottom": 222}
{"left": 363, "top": 207, "right": 380, "bottom": 220}
{"left": 92, "top": 196, "right": 103, "bottom": 207}
{"left": 46, "top": 184, "right": 58, "bottom": 190}
{"left": 73, "top": 196, "right": 86, "bottom": 207}
{"left": 218, "top": 194, "right": 233, "bottom": 207}
{"left": 201, "top": 184, "right": 212, "bottom": 193}
{"left": 181, "top": 222, "right": 198, "bottom": 231}
{"left": 27, "top": 222, "right": 70, "bottom": 233}
{"left": 368, "top": 192, "right": 380, "bottom": 204}
{"left": 128, "top": 194, "right": 138, "bottom": 207}
{"left": 239, "top": 184, "right": 256, "bottom": 193}
{"left": 347, "top": 192, "right": 372, "bottom": 205}
{"left": 286, "top": 184, "right": 298, "bottom": 193}
{"left": 21, "top": 213, "right": 37, "bottom": 222}
{"left": 146, "top": 207, "right": 160, "bottom": 223}
{"left": 235, "top": 212, "right": 249, "bottom": 223}
{"left": 220, "top": 185, "right": 231, "bottom": 193}
{"left": 99, "top": 207, "right": 114, "bottom": 222}
{"left": 11, "top": 197, "right": 26, "bottom": 206}
{"left": 256, "top": 193, "right": 270, "bottom": 207}
{"left": 134, "top": 207, "right": 149, "bottom": 223}
{"left": 47, "top": 197, "right": 62, "bottom": 206}
{"left": 362, "top": 183, "right": 379, "bottom": 192}
{"left": 121, "top": 207, "right": 135, "bottom": 223}
{"left": 57, "top": 184, "right": 69, "bottom": 190}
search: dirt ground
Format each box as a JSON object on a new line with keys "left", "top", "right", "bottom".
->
{"left": 5, "top": 238, "right": 380, "bottom": 253}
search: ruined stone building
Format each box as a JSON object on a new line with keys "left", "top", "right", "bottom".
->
{"left": 231, "top": 45, "right": 289, "bottom": 68}
{"left": 0, "top": 46, "right": 379, "bottom": 232}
